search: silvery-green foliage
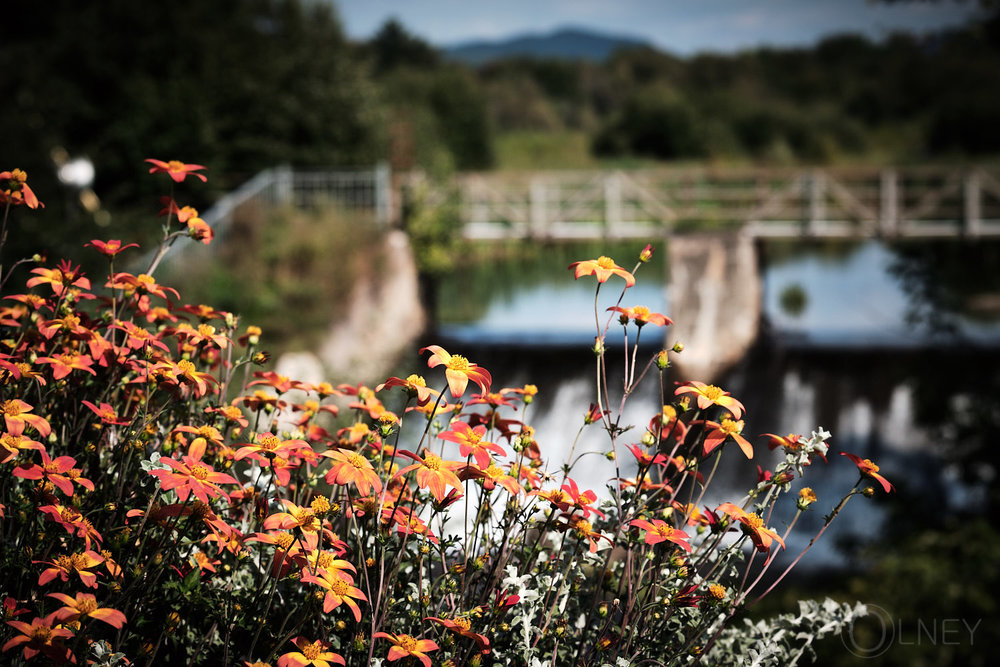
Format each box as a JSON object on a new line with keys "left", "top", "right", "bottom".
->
{"left": 704, "top": 598, "right": 866, "bottom": 666}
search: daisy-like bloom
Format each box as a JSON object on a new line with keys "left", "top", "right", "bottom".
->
{"left": 460, "top": 461, "right": 523, "bottom": 496}
{"left": 2, "top": 612, "right": 72, "bottom": 662}
{"left": 425, "top": 615, "right": 491, "bottom": 653}
{"left": 39, "top": 504, "right": 103, "bottom": 548}
{"left": 397, "top": 449, "right": 465, "bottom": 503}
{"left": 145, "top": 158, "right": 208, "bottom": 183}
{"left": 421, "top": 345, "right": 492, "bottom": 398}
{"left": 263, "top": 500, "right": 322, "bottom": 534}
{"left": 35, "top": 350, "right": 97, "bottom": 380}
{"left": 234, "top": 432, "right": 308, "bottom": 462}
{"left": 373, "top": 632, "right": 439, "bottom": 667}
{"left": 26, "top": 260, "right": 91, "bottom": 296}
{"left": 300, "top": 567, "right": 368, "bottom": 620}
{"left": 0, "top": 431, "right": 46, "bottom": 465}
{"left": 841, "top": 452, "right": 894, "bottom": 493}
{"left": 716, "top": 502, "right": 785, "bottom": 552}
{"left": 149, "top": 437, "right": 239, "bottom": 503}
{"left": 1, "top": 399, "right": 51, "bottom": 438}
{"left": 171, "top": 322, "right": 230, "bottom": 349}
{"left": 277, "top": 637, "right": 345, "bottom": 667}
{"left": 108, "top": 272, "right": 180, "bottom": 300}
{"left": 629, "top": 518, "right": 692, "bottom": 551}
{"left": 565, "top": 516, "right": 611, "bottom": 553}
{"left": 13, "top": 450, "right": 93, "bottom": 496}
{"left": 323, "top": 448, "right": 383, "bottom": 496}
{"left": 376, "top": 374, "right": 439, "bottom": 406}
{"left": 674, "top": 381, "right": 746, "bottom": 419}
{"left": 47, "top": 592, "right": 126, "bottom": 629}
{"left": 35, "top": 550, "right": 105, "bottom": 588}
{"left": 85, "top": 239, "right": 139, "bottom": 257}
{"left": 700, "top": 418, "right": 753, "bottom": 459}
{"left": 438, "top": 421, "right": 506, "bottom": 469}
{"left": 384, "top": 506, "right": 439, "bottom": 543}
{"left": 561, "top": 478, "right": 605, "bottom": 519}
{"left": 607, "top": 305, "right": 673, "bottom": 327}
{"left": 568, "top": 256, "right": 636, "bottom": 287}
{"left": 0, "top": 168, "right": 43, "bottom": 208}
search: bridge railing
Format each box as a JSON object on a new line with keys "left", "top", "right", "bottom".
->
{"left": 446, "top": 166, "right": 1000, "bottom": 239}
{"left": 201, "top": 163, "right": 392, "bottom": 240}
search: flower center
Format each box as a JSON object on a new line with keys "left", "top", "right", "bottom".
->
{"left": 744, "top": 513, "right": 764, "bottom": 530}
{"left": 189, "top": 464, "right": 210, "bottom": 480}
{"left": 861, "top": 458, "right": 879, "bottom": 474}
{"left": 447, "top": 355, "right": 470, "bottom": 371}
{"left": 702, "top": 385, "right": 724, "bottom": 401}
{"left": 301, "top": 641, "right": 322, "bottom": 660}
{"left": 176, "top": 360, "right": 196, "bottom": 374}
{"left": 1, "top": 400, "right": 22, "bottom": 416}
{"left": 258, "top": 434, "right": 280, "bottom": 451}
{"left": 330, "top": 578, "right": 351, "bottom": 595}
{"left": 632, "top": 306, "right": 650, "bottom": 320}
{"left": 596, "top": 256, "right": 616, "bottom": 269}
{"left": 167, "top": 161, "right": 186, "bottom": 172}
{"left": 30, "top": 626, "right": 53, "bottom": 643}
{"left": 719, "top": 419, "right": 742, "bottom": 436}
{"left": 397, "top": 635, "right": 418, "bottom": 652}
{"left": 274, "top": 532, "right": 295, "bottom": 550}
{"left": 406, "top": 374, "right": 426, "bottom": 387}
{"left": 453, "top": 618, "right": 471, "bottom": 632}
{"left": 348, "top": 453, "right": 367, "bottom": 469}
{"left": 422, "top": 454, "right": 442, "bottom": 471}
{"left": 77, "top": 597, "right": 98, "bottom": 615}
{"left": 197, "top": 324, "right": 215, "bottom": 337}
{"left": 293, "top": 507, "right": 319, "bottom": 532}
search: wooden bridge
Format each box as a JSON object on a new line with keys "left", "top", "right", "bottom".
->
{"left": 434, "top": 166, "right": 1000, "bottom": 240}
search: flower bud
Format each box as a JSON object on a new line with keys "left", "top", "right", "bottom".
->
{"left": 672, "top": 341, "right": 685, "bottom": 353}
{"left": 639, "top": 244, "right": 654, "bottom": 263}
{"left": 796, "top": 487, "right": 817, "bottom": 510}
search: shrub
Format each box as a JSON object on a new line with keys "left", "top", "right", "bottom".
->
{"left": 1, "top": 163, "right": 888, "bottom": 665}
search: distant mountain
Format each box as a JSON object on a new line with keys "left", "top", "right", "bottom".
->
{"left": 443, "top": 27, "right": 652, "bottom": 65}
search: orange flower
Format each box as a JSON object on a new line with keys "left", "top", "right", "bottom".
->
{"left": 674, "top": 381, "right": 746, "bottom": 419}
{"left": 438, "top": 421, "right": 506, "bottom": 469}
{"left": 34, "top": 550, "right": 105, "bottom": 588}
{"left": 0, "top": 169, "right": 43, "bottom": 209}
{"left": 2, "top": 612, "right": 72, "bottom": 663}
{"left": 0, "top": 431, "right": 45, "bottom": 465}
{"left": 421, "top": 345, "right": 492, "bottom": 398}
{"left": 700, "top": 418, "right": 753, "bottom": 459}
{"left": 0, "top": 399, "right": 51, "bottom": 437}
{"left": 264, "top": 499, "right": 322, "bottom": 534}
{"left": 460, "top": 461, "right": 522, "bottom": 496}
{"left": 13, "top": 450, "right": 93, "bottom": 496}
{"left": 629, "top": 518, "right": 692, "bottom": 550}
{"left": 397, "top": 449, "right": 464, "bottom": 502}
{"left": 373, "top": 632, "right": 439, "bottom": 667}
{"left": 26, "top": 260, "right": 90, "bottom": 296}
{"left": 607, "top": 305, "right": 673, "bottom": 327}
{"left": 149, "top": 437, "right": 238, "bottom": 503}
{"left": 47, "top": 592, "right": 126, "bottom": 629}
{"left": 109, "top": 272, "right": 180, "bottom": 300}
{"left": 425, "top": 615, "right": 491, "bottom": 652}
{"left": 39, "top": 503, "right": 103, "bottom": 548}
{"left": 277, "top": 637, "right": 345, "bottom": 667}
{"left": 323, "top": 448, "right": 383, "bottom": 496}
{"left": 234, "top": 432, "right": 307, "bottom": 462}
{"left": 85, "top": 239, "right": 139, "bottom": 257}
{"left": 568, "top": 256, "right": 636, "bottom": 287}
{"left": 300, "top": 568, "right": 367, "bottom": 620}
{"left": 841, "top": 452, "right": 894, "bottom": 493}
{"left": 376, "top": 374, "right": 439, "bottom": 406}
{"left": 717, "top": 502, "right": 785, "bottom": 552}
{"left": 35, "top": 350, "right": 97, "bottom": 380}
{"left": 145, "top": 158, "right": 208, "bottom": 183}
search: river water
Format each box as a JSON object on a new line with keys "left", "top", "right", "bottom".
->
{"left": 430, "top": 238, "right": 1000, "bottom": 568}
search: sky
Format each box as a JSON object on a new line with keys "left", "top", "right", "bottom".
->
{"left": 334, "top": 0, "right": 983, "bottom": 55}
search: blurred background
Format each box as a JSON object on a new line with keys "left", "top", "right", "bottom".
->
{"left": 3, "top": 1, "right": 998, "bottom": 663}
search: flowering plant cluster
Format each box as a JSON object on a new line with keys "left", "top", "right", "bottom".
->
{"left": 0, "top": 162, "right": 891, "bottom": 666}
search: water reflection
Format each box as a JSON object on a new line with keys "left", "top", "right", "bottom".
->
{"left": 432, "top": 238, "right": 1000, "bottom": 569}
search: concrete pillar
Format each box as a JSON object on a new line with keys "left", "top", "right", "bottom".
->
{"left": 666, "top": 232, "right": 762, "bottom": 382}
